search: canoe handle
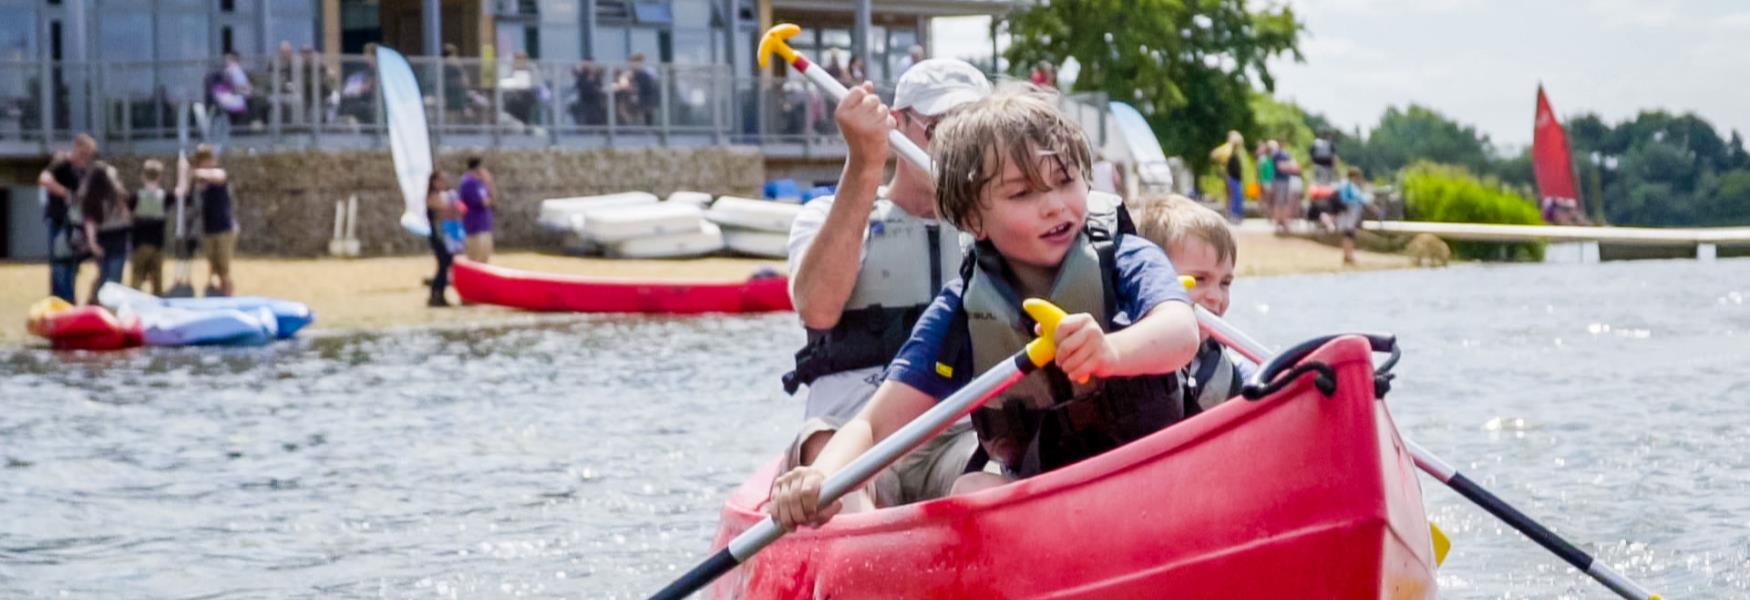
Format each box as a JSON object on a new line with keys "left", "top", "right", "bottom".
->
{"left": 1239, "top": 333, "right": 1397, "bottom": 401}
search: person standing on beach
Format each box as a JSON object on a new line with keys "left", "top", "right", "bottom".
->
{"left": 79, "top": 162, "right": 130, "bottom": 304}
{"left": 129, "top": 160, "right": 169, "bottom": 295}
{"left": 457, "top": 157, "right": 495, "bottom": 263}
{"left": 1309, "top": 132, "right": 1338, "bottom": 185}
{"left": 1268, "top": 141, "right": 1299, "bottom": 233}
{"left": 179, "top": 144, "right": 237, "bottom": 297}
{"left": 780, "top": 59, "right": 992, "bottom": 508}
{"left": 425, "top": 170, "right": 460, "bottom": 307}
{"left": 39, "top": 134, "right": 96, "bottom": 302}
{"left": 1335, "top": 167, "right": 1369, "bottom": 266}
{"left": 1209, "top": 131, "right": 1245, "bottom": 223}
{"left": 1255, "top": 141, "right": 1276, "bottom": 223}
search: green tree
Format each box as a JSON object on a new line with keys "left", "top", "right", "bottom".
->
{"left": 1002, "top": 0, "right": 1302, "bottom": 172}
{"left": 1400, "top": 162, "right": 1546, "bottom": 261}
{"left": 1347, "top": 105, "right": 1494, "bottom": 177}
{"left": 1250, "top": 92, "right": 1314, "bottom": 156}
{"left": 1565, "top": 110, "right": 1750, "bottom": 226}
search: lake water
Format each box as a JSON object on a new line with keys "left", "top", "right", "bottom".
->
{"left": 2, "top": 258, "right": 1746, "bottom": 598}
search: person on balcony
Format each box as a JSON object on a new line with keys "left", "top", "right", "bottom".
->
{"left": 570, "top": 61, "right": 608, "bottom": 126}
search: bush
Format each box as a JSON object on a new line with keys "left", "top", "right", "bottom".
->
{"left": 1400, "top": 162, "right": 1547, "bottom": 261}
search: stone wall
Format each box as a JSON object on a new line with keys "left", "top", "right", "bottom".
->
{"left": 103, "top": 147, "right": 764, "bottom": 257}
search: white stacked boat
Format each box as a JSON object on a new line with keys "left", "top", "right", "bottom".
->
{"left": 705, "top": 196, "right": 803, "bottom": 259}
{"left": 536, "top": 191, "right": 806, "bottom": 259}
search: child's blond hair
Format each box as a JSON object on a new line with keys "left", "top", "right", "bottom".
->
{"left": 141, "top": 159, "right": 163, "bottom": 182}
{"left": 1132, "top": 194, "right": 1237, "bottom": 266}
{"left": 931, "top": 83, "right": 1092, "bottom": 232}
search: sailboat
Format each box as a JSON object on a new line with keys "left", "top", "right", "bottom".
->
{"left": 1532, "top": 85, "right": 1587, "bottom": 225}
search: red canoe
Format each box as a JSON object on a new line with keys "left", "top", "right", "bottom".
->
{"left": 451, "top": 258, "right": 793, "bottom": 314}
{"left": 708, "top": 336, "right": 1437, "bottom": 599}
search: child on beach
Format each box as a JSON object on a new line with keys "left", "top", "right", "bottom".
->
{"left": 179, "top": 144, "right": 237, "bottom": 297}
{"left": 1336, "top": 167, "right": 1369, "bottom": 265}
{"left": 767, "top": 85, "right": 1201, "bottom": 529}
{"left": 129, "top": 160, "right": 169, "bottom": 295}
{"left": 1132, "top": 195, "right": 1256, "bottom": 413}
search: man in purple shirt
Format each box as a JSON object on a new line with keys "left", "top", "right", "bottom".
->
{"left": 457, "top": 156, "right": 494, "bottom": 262}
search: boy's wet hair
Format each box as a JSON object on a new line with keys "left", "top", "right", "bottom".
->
{"left": 142, "top": 159, "right": 163, "bottom": 182}
{"left": 931, "top": 83, "right": 1092, "bottom": 232}
{"left": 1131, "top": 194, "right": 1237, "bottom": 266}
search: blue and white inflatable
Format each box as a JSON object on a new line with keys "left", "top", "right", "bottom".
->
{"left": 98, "top": 283, "right": 315, "bottom": 346}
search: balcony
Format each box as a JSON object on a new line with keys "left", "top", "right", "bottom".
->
{"left": 0, "top": 55, "right": 887, "bottom": 161}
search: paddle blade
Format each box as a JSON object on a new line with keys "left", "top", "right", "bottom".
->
{"left": 758, "top": 24, "right": 801, "bottom": 68}
{"left": 1430, "top": 522, "right": 1452, "bottom": 567}
{"left": 1021, "top": 299, "right": 1068, "bottom": 368}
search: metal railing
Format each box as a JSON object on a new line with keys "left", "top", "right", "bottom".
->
{"left": 0, "top": 54, "right": 953, "bottom": 159}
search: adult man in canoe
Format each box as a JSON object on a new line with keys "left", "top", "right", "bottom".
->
{"left": 781, "top": 59, "right": 991, "bottom": 507}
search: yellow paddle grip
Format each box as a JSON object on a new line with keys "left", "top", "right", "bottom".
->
{"left": 757, "top": 24, "right": 801, "bottom": 68}
{"left": 1021, "top": 299, "right": 1067, "bottom": 369}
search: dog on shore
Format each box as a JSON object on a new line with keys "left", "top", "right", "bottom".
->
{"left": 1406, "top": 233, "right": 1451, "bottom": 267}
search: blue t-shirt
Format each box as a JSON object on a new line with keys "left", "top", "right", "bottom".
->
{"left": 1338, "top": 181, "right": 1367, "bottom": 206}
{"left": 886, "top": 235, "right": 1192, "bottom": 401}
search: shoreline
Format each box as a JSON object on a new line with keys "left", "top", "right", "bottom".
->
{"left": 0, "top": 227, "right": 1410, "bottom": 347}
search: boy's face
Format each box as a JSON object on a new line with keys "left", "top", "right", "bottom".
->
{"left": 970, "top": 155, "right": 1087, "bottom": 270}
{"left": 1169, "top": 237, "right": 1235, "bottom": 325}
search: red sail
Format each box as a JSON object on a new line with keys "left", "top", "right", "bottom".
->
{"left": 1532, "top": 85, "right": 1580, "bottom": 207}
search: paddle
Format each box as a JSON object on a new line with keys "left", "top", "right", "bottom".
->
{"left": 1191, "top": 304, "right": 1661, "bottom": 600}
{"left": 166, "top": 105, "right": 196, "bottom": 298}
{"left": 651, "top": 299, "right": 1070, "bottom": 600}
{"left": 758, "top": 24, "right": 935, "bottom": 173}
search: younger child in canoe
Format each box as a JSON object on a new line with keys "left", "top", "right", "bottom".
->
{"left": 768, "top": 84, "right": 1201, "bottom": 529}
{"left": 1131, "top": 194, "right": 1257, "bottom": 414}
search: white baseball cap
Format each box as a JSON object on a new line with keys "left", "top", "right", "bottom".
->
{"left": 892, "top": 59, "right": 993, "bottom": 117}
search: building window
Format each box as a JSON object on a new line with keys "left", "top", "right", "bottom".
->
{"left": 632, "top": 2, "right": 671, "bottom": 25}
{"left": 220, "top": 0, "right": 235, "bottom": 12}
{"left": 97, "top": 8, "right": 153, "bottom": 99}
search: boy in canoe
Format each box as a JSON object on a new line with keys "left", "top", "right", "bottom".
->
{"left": 782, "top": 59, "right": 992, "bottom": 510}
{"left": 1131, "top": 195, "right": 1257, "bottom": 413}
{"left": 769, "top": 85, "right": 1201, "bottom": 528}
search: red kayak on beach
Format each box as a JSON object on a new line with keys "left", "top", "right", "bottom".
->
{"left": 707, "top": 336, "right": 1438, "bottom": 599}
{"left": 451, "top": 258, "right": 793, "bottom": 314}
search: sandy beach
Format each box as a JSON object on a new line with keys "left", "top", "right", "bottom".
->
{"left": 1, "top": 225, "right": 1409, "bottom": 346}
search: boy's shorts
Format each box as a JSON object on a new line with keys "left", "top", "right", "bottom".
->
{"left": 203, "top": 231, "right": 236, "bottom": 277}
{"left": 1336, "top": 204, "right": 1364, "bottom": 238}
{"left": 130, "top": 244, "right": 163, "bottom": 289}
{"left": 784, "top": 418, "right": 981, "bottom": 508}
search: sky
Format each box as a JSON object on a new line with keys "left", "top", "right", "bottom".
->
{"left": 932, "top": 0, "right": 1750, "bottom": 150}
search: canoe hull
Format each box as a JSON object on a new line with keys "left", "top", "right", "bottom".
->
{"left": 452, "top": 258, "right": 792, "bottom": 314}
{"left": 709, "top": 336, "right": 1435, "bottom": 599}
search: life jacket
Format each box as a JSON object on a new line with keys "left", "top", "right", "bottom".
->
{"left": 1182, "top": 339, "right": 1240, "bottom": 416}
{"left": 782, "top": 197, "right": 963, "bottom": 394}
{"left": 952, "top": 224, "right": 1183, "bottom": 477}
{"left": 134, "top": 187, "right": 166, "bottom": 222}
